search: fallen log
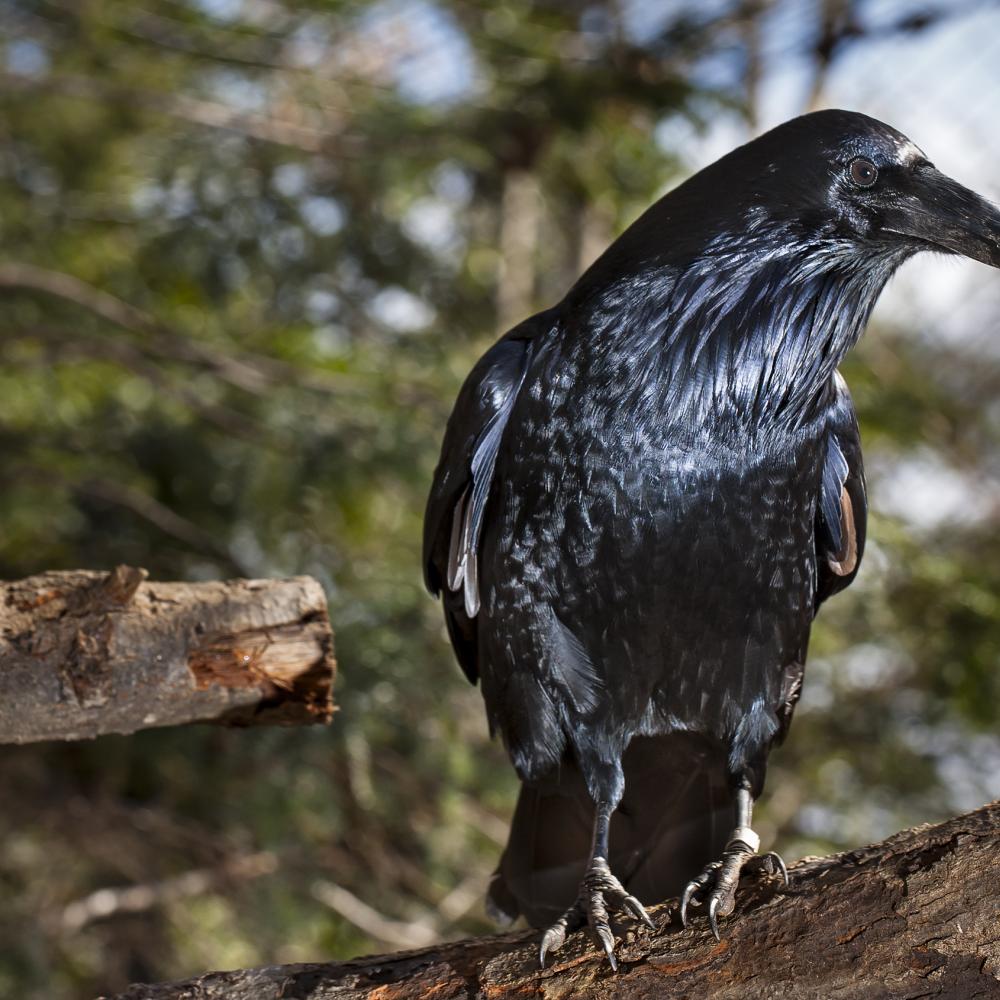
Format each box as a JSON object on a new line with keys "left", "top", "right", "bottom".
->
{"left": 0, "top": 566, "right": 335, "bottom": 743}
{"left": 105, "top": 799, "right": 1000, "bottom": 999}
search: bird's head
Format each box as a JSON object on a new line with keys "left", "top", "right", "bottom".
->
{"left": 573, "top": 109, "right": 999, "bottom": 327}
{"left": 568, "top": 109, "right": 999, "bottom": 423}
{"left": 733, "top": 109, "right": 1000, "bottom": 270}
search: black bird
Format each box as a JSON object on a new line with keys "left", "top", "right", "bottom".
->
{"left": 423, "top": 110, "right": 1000, "bottom": 967}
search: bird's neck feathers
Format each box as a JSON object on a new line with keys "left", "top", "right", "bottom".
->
{"left": 593, "top": 229, "right": 908, "bottom": 432}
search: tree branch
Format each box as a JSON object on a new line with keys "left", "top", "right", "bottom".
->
{"left": 103, "top": 799, "right": 1000, "bottom": 998}
{"left": 55, "top": 851, "right": 279, "bottom": 934}
{"left": 75, "top": 480, "right": 254, "bottom": 577}
{"left": 2, "top": 324, "right": 271, "bottom": 442}
{"left": 0, "top": 566, "right": 336, "bottom": 743}
{"left": 0, "top": 69, "right": 346, "bottom": 154}
{"left": 0, "top": 262, "right": 349, "bottom": 397}
{"left": 311, "top": 880, "right": 439, "bottom": 951}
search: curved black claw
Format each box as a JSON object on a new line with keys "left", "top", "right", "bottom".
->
{"left": 708, "top": 895, "right": 721, "bottom": 941}
{"left": 679, "top": 844, "right": 789, "bottom": 940}
{"left": 680, "top": 860, "right": 720, "bottom": 928}
{"left": 538, "top": 857, "right": 654, "bottom": 970}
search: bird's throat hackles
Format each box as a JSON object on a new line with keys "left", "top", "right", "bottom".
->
{"left": 590, "top": 227, "right": 910, "bottom": 434}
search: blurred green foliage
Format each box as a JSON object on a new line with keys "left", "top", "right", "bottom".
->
{"left": 0, "top": 2, "right": 998, "bottom": 997}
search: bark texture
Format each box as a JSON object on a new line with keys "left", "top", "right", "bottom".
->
{"left": 105, "top": 800, "right": 1000, "bottom": 1000}
{"left": 0, "top": 566, "right": 335, "bottom": 743}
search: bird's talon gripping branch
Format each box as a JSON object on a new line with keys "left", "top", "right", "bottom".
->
{"left": 680, "top": 848, "right": 748, "bottom": 939}
{"left": 680, "top": 801, "right": 789, "bottom": 941}
{"left": 681, "top": 786, "right": 788, "bottom": 941}
{"left": 538, "top": 856, "right": 651, "bottom": 969}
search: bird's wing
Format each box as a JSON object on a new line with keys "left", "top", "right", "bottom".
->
{"left": 423, "top": 318, "right": 541, "bottom": 682}
{"left": 815, "top": 370, "right": 867, "bottom": 608}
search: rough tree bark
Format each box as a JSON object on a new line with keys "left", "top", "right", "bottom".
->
{"left": 106, "top": 800, "right": 1000, "bottom": 1000}
{"left": 0, "top": 566, "right": 335, "bottom": 743}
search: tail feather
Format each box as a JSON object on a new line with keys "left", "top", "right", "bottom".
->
{"left": 488, "top": 735, "right": 732, "bottom": 927}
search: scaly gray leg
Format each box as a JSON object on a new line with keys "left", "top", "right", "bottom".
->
{"left": 538, "top": 801, "right": 654, "bottom": 970}
{"left": 679, "top": 786, "right": 788, "bottom": 940}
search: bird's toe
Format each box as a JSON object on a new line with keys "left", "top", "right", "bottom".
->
{"left": 593, "top": 921, "right": 618, "bottom": 971}
{"left": 582, "top": 865, "right": 621, "bottom": 968}
{"left": 747, "top": 849, "right": 790, "bottom": 885}
{"left": 622, "top": 893, "right": 655, "bottom": 928}
{"left": 708, "top": 894, "right": 722, "bottom": 941}
{"left": 679, "top": 861, "right": 720, "bottom": 926}
{"left": 538, "top": 909, "right": 574, "bottom": 968}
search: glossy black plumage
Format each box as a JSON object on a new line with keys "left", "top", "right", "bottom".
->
{"left": 423, "top": 110, "right": 1000, "bottom": 956}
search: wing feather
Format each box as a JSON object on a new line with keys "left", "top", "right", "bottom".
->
{"left": 423, "top": 314, "right": 547, "bottom": 681}
{"left": 815, "top": 371, "right": 867, "bottom": 608}
{"left": 447, "top": 484, "right": 470, "bottom": 591}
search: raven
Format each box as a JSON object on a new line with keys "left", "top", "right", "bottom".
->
{"left": 423, "top": 110, "right": 1000, "bottom": 967}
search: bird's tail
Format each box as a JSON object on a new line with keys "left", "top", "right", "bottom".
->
{"left": 487, "top": 735, "right": 732, "bottom": 928}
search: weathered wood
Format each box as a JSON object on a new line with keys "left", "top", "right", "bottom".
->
{"left": 0, "top": 566, "right": 335, "bottom": 743}
{"left": 106, "top": 800, "right": 1000, "bottom": 999}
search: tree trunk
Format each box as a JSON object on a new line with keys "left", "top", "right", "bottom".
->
{"left": 103, "top": 799, "right": 1000, "bottom": 999}
{"left": 495, "top": 168, "right": 541, "bottom": 332}
{"left": 0, "top": 566, "right": 335, "bottom": 743}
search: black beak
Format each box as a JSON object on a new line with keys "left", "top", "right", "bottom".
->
{"left": 881, "top": 166, "right": 1000, "bottom": 269}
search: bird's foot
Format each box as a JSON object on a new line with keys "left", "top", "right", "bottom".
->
{"left": 679, "top": 827, "right": 788, "bottom": 940}
{"left": 538, "top": 856, "right": 653, "bottom": 971}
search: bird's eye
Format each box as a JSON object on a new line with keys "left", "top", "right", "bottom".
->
{"left": 849, "top": 158, "right": 878, "bottom": 188}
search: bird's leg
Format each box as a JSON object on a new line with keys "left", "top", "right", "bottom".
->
{"left": 679, "top": 785, "right": 788, "bottom": 940}
{"left": 538, "top": 799, "right": 654, "bottom": 971}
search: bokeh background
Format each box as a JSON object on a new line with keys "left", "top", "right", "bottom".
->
{"left": 1, "top": 1, "right": 999, "bottom": 996}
